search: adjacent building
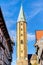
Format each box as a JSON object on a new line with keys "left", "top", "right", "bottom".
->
{"left": 16, "top": 5, "right": 28, "bottom": 65}
{"left": 35, "top": 31, "right": 43, "bottom": 65}
{"left": 0, "top": 8, "right": 14, "bottom": 65}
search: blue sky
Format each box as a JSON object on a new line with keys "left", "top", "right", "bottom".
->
{"left": 0, "top": 0, "right": 43, "bottom": 65}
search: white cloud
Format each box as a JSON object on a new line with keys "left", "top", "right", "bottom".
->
{"left": 1, "top": 0, "right": 20, "bottom": 18}
{"left": 9, "top": 30, "right": 16, "bottom": 42}
{"left": 6, "top": 20, "right": 16, "bottom": 25}
{"left": 27, "top": 33, "right": 35, "bottom": 41}
{"left": 4, "top": 11, "right": 14, "bottom": 17}
{"left": 9, "top": 30, "right": 35, "bottom": 43}
{"left": 26, "top": 8, "right": 41, "bottom": 21}
{"left": 29, "top": 8, "right": 41, "bottom": 18}
{"left": 11, "top": 60, "right": 16, "bottom": 65}
{"left": 5, "top": 20, "right": 16, "bottom": 30}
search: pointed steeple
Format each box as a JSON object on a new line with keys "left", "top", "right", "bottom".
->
{"left": 17, "top": 5, "right": 26, "bottom": 22}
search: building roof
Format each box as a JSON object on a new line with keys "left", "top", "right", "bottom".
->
{"left": 0, "top": 8, "right": 14, "bottom": 52}
{"left": 17, "top": 5, "right": 26, "bottom": 22}
{"left": 36, "top": 30, "right": 43, "bottom": 41}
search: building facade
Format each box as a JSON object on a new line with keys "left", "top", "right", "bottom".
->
{"left": 0, "top": 8, "right": 14, "bottom": 65}
{"left": 35, "top": 31, "right": 43, "bottom": 65}
{"left": 16, "top": 5, "right": 28, "bottom": 65}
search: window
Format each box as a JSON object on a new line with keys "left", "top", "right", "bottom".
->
{"left": 21, "top": 34, "right": 23, "bottom": 36}
{"left": 21, "top": 40, "right": 23, "bottom": 44}
{"left": 21, "top": 50, "right": 23, "bottom": 53}
{"left": 21, "top": 28, "right": 23, "bottom": 30}
{"left": 21, "top": 23, "right": 23, "bottom": 25}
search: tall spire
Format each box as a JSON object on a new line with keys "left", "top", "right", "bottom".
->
{"left": 17, "top": 5, "right": 26, "bottom": 22}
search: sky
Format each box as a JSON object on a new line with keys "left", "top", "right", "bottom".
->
{"left": 0, "top": 0, "right": 43, "bottom": 65}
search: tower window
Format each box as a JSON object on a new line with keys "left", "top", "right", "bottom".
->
{"left": 21, "top": 40, "right": 23, "bottom": 44}
{"left": 21, "top": 28, "right": 23, "bottom": 30}
{"left": 21, "top": 23, "right": 23, "bottom": 25}
{"left": 21, "top": 34, "right": 23, "bottom": 36}
{"left": 21, "top": 50, "right": 23, "bottom": 53}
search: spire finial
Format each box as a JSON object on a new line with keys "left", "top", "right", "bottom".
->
{"left": 17, "top": 4, "right": 26, "bottom": 22}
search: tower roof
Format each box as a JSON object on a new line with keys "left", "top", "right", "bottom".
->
{"left": 17, "top": 5, "right": 26, "bottom": 22}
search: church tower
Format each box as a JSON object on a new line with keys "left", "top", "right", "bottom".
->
{"left": 16, "top": 5, "right": 28, "bottom": 65}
